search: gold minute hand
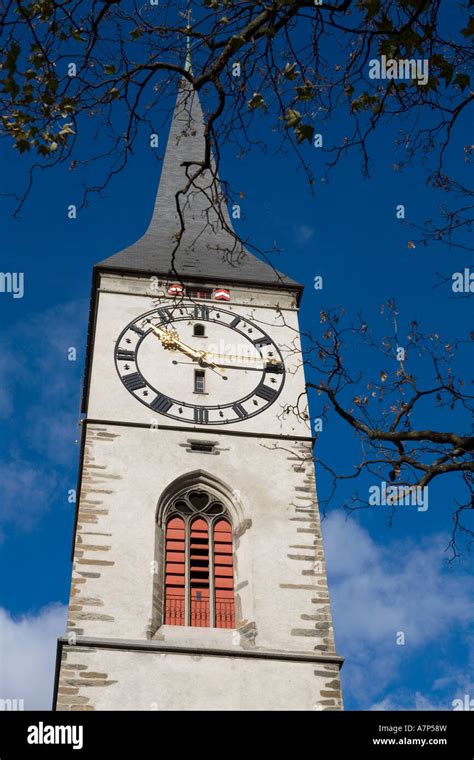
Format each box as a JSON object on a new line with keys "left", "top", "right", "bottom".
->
{"left": 203, "top": 352, "right": 282, "bottom": 366}
{"left": 168, "top": 338, "right": 227, "bottom": 375}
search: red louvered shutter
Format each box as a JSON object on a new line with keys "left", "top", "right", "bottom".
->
{"left": 214, "top": 519, "right": 235, "bottom": 629}
{"left": 214, "top": 288, "right": 231, "bottom": 301}
{"left": 167, "top": 283, "right": 185, "bottom": 297}
{"left": 164, "top": 516, "right": 186, "bottom": 625}
{"left": 190, "top": 518, "right": 210, "bottom": 627}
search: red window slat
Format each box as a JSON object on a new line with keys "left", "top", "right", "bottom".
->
{"left": 214, "top": 566, "right": 234, "bottom": 577}
{"left": 215, "top": 578, "right": 234, "bottom": 589}
{"left": 191, "top": 518, "right": 208, "bottom": 531}
{"left": 166, "top": 541, "right": 185, "bottom": 551}
{"left": 166, "top": 529, "right": 185, "bottom": 540}
{"left": 166, "top": 574, "right": 185, "bottom": 585}
{"left": 166, "top": 563, "right": 186, "bottom": 575}
{"left": 214, "top": 555, "right": 233, "bottom": 566}
{"left": 214, "top": 543, "right": 232, "bottom": 554}
{"left": 168, "top": 517, "right": 185, "bottom": 529}
{"left": 166, "top": 551, "right": 185, "bottom": 562}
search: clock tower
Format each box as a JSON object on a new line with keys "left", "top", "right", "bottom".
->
{"left": 53, "top": 72, "right": 343, "bottom": 711}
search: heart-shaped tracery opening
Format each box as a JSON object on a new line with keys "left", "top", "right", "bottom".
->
{"left": 188, "top": 490, "right": 210, "bottom": 511}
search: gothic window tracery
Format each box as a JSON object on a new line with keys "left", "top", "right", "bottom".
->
{"left": 164, "top": 489, "right": 235, "bottom": 629}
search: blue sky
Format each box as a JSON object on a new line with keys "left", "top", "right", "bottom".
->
{"left": 0, "top": 11, "right": 473, "bottom": 710}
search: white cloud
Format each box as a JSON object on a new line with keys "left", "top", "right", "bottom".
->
{"left": 323, "top": 512, "right": 474, "bottom": 709}
{"left": 0, "top": 604, "right": 68, "bottom": 710}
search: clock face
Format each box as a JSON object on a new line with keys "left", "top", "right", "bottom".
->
{"left": 114, "top": 302, "right": 285, "bottom": 425}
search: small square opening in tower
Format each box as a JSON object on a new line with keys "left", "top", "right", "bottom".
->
{"left": 194, "top": 370, "right": 206, "bottom": 394}
{"left": 189, "top": 441, "right": 215, "bottom": 453}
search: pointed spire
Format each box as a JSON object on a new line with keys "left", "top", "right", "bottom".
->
{"left": 185, "top": 38, "right": 192, "bottom": 74}
{"left": 98, "top": 60, "right": 300, "bottom": 290}
{"left": 184, "top": 8, "right": 192, "bottom": 74}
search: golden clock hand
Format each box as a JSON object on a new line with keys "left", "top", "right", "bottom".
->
{"left": 195, "top": 351, "right": 227, "bottom": 376}
{"left": 146, "top": 321, "right": 175, "bottom": 343}
{"left": 204, "top": 351, "right": 282, "bottom": 366}
{"left": 172, "top": 357, "right": 227, "bottom": 378}
{"left": 166, "top": 337, "right": 227, "bottom": 375}
{"left": 172, "top": 359, "right": 264, "bottom": 373}
{"left": 147, "top": 320, "right": 227, "bottom": 376}
{"left": 173, "top": 339, "right": 202, "bottom": 362}
{"left": 147, "top": 321, "right": 199, "bottom": 359}
{"left": 170, "top": 344, "right": 227, "bottom": 377}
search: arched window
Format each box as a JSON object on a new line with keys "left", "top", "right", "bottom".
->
{"left": 193, "top": 323, "right": 205, "bottom": 337}
{"left": 164, "top": 489, "right": 235, "bottom": 629}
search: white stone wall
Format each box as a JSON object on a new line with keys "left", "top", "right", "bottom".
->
{"left": 57, "top": 645, "right": 343, "bottom": 711}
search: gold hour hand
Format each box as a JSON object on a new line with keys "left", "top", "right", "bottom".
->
{"left": 147, "top": 321, "right": 195, "bottom": 357}
{"left": 146, "top": 320, "right": 173, "bottom": 343}
{"left": 147, "top": 320, "right": 226, "bottom": 376}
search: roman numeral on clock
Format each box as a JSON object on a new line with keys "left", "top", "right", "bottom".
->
{"left": 116, "top": 349, "right": 136, "bottom": 361}
{"left": 255, "top": 384, "right": 277, "bottom": 402}
{"left": 230, "top": 316, "right": 241, "bottom": 328}
{"left": 232, "top": 403, "right": 248, "bottom": 419}
{"left": 194, "top": 304, "right": 209, "bottom": 320}
{"left": 253, "top": 336, "right": 272, "bottom": 348}
{"left": 266, "top": 362, "right": 284, "bottom": 374}
{"left": 157, "top": 307, "right": 173, "bottom": 324}
{"left": 122, "top": 372, "right": 146, "bottom": 392}
{"left": 150, "top": 393, "right": 173, "bottom": 413}
{"left": 194, "top": 407, "right": 209, "bottom": 424}
{"left": 129, "top": 324, "right": 145, "bottom": 337}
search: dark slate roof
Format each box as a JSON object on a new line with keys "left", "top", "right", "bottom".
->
{"left": 97, "top": 77, "right": 301, "bottom": 290}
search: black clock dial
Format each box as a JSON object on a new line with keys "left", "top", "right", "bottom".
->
{"left": 114, "top": 303, "right": 286, "bottom": 425}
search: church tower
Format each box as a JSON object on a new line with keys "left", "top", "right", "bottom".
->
{"left": 53, "top": 72, "right": 343, "bottom": 711}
